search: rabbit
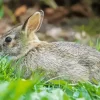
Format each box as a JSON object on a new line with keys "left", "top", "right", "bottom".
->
{"left": 0, "top": 10, "right": 100, "bottom": 82}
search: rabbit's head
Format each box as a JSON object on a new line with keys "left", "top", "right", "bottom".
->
{"left": 0, "top": 10, "right": 44, "bottom": 59}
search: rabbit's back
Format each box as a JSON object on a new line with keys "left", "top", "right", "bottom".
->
{"left": 22, "top": 42, "right": 100, "bottom": 81}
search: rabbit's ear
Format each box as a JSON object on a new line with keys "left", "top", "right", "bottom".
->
{"left": 22, "top": 10, "right": 44, "bottom": 35}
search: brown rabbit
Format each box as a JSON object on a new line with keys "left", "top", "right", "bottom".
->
{"left": 0, "top": 10, "right": 100, "bottom": 82}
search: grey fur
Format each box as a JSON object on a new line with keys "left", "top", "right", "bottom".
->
{"left": 0, "top": 14, "right": 100, "bottom": 82}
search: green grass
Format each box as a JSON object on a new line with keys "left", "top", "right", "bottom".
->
{"left": 0, "top": 41, "right": 100, "bottom": 100}
{"left": 75, "top": 18, "right": 100, "bottom": 36}
{"left": 0, "top": 0, "right": 4, "bottom": 19}
{"left": 89, "top": 39, "right": 100, "bottom": 51}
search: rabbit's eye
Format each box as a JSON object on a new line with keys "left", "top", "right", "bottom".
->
{"left": 5, "top": 37, "right": 12, "bottom": 43}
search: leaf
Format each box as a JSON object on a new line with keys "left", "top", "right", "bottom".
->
{"left": 0, "top": 0, "right": 4, "bottom": 19}
{"left": 14, "top": 5, "right": 27, "bottom": 17}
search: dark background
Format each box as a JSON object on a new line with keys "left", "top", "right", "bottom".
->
{"left": 0, "top": 0, "right": 100, "bottom": 44}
